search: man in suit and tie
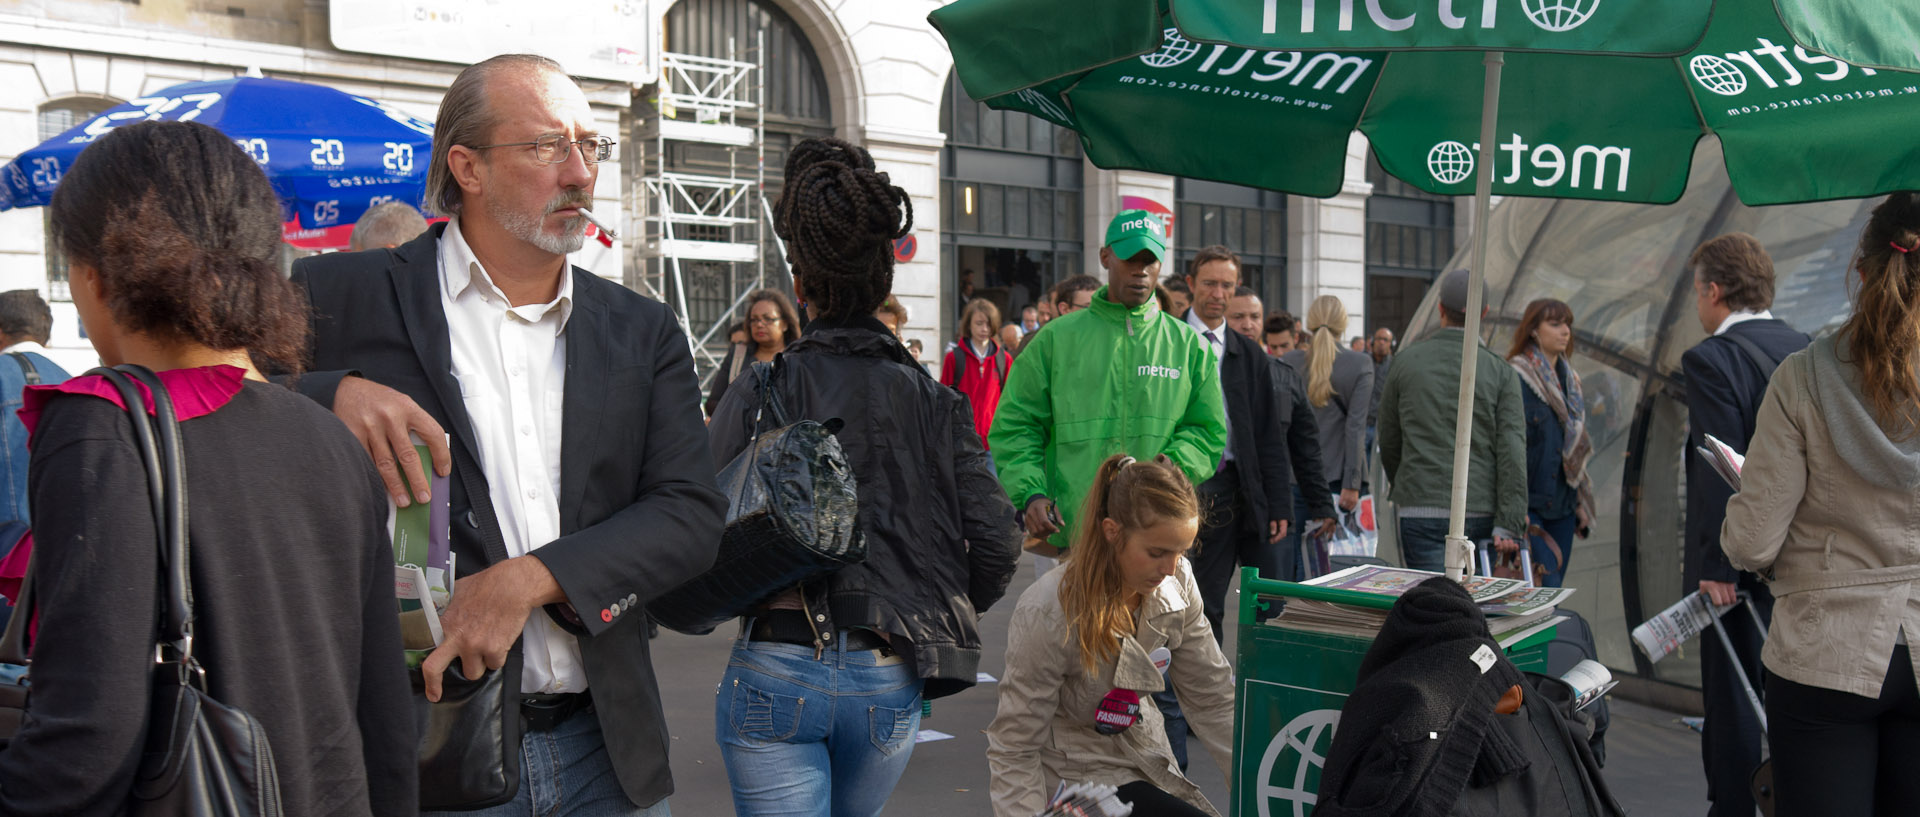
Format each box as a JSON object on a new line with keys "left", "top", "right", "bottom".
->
{"left": 290, "top": 54, "right": 725, "bottom": 816}
{"left": 1681, "top": 232, "right": 1809, "bottom": 817}
{"left": 1180, "top": 247, "right": 1308, "bottom": 644}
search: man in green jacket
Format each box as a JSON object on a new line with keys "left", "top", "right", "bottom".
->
{"left": 990, "top": 210, "right": 1228, "bottom": 554}
{"left": 1376, "top": 268, "right": 1526, "bottom": 571}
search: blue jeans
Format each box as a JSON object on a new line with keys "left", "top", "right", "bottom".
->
{"left": 1527, "top": 511, "right": 1579, "bottom": 587}
{"left": 424, "top": 705, "right": 668, "bottom": 817}
{"left": 717, "top": 632, "right": 925, "bottom": 817}
{"left": 1397, "top": 515, "right": 1493, "bottom": 572}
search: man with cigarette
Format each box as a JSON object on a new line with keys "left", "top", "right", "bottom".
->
{"left": 289, "top": 54, "right": 723, "bottom": 816}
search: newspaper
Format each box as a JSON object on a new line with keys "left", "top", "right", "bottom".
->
{"left": 1696, "top": 433, "right": 1745, "bottom": 491}
{"left": 1306, "top": 565, "right": 1569, "bottom": 613}
{"left": 1477, "top": 584, "right": 1579, "bottom": 617}
{"left": 1560, "top": 659, "right": 1618, "bottom": 711}
{"left": 1630, "top": 590, "right": 1721, "bottom": 664}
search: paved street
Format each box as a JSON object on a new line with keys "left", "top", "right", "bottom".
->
{"left": 650, "top": 563, "right": 1709, "bottom": 816}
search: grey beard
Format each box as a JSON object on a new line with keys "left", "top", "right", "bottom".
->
{"left": 490, "top": 196, "right": 588, "bottom": 255}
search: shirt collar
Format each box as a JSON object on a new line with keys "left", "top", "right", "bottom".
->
{"left": 1713, "top": 309, "right": 1773, "bottom": 337}
{"left": 1183, "top": 308, "right": 1226, "bottom": 337}
{"left": 0, "top": 340, "right": 47, "bottom": 356}
{"left": 438, "top": 216, "right": 575, "bottom": 334}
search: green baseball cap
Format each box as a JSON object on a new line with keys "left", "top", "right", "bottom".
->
{"left": 1104, "top": 209, "right": 1168, "bottom": 263}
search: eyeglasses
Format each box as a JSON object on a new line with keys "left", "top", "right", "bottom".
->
{"left": 747, "top": 316, "right": 783, "bottom": 325}
{"left": 471, "top": 135, "right": 616, "bottom": 165}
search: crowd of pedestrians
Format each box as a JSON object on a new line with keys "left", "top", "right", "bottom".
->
{"left": 1, "top": 47, "right": 1915, "bottom": 817}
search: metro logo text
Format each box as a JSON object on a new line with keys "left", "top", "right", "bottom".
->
{"left": 1137, "top": 365, "right": 1183, "bottom": 380}
{"left": 1428, "top": 134, "right": 1632, "bottom": 193}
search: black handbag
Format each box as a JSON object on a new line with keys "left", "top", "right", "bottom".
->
{"left": 412, "top": 439, "right": 523, "bottom": 811}
{"left": 103, "top": 366, "right": 284, "bottom": 816}
{"left": 649, "top": 359, "right": 864, "bottom": 635}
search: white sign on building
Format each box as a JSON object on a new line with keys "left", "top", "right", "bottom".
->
{"left": 330, "top": 0, "right": 660, "bottom": 85}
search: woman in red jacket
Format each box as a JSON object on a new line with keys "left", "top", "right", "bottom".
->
{"left": 942, "top": 298, "right": 1012, "bottom": 449}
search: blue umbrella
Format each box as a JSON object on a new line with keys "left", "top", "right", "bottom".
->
{"left": 0, "top": 76, "right": 434, "bottom": 228}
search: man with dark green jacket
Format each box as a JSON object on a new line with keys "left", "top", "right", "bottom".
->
{"left": 1376, "top": 268, "right": 1526, "bottom": 571}
{"left": 990, "top": 210, "right": 1227, "bottom": 553}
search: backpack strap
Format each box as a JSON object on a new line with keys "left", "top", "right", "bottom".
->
{"left": 7, "top": 353, "right": 38, "bottom": 387}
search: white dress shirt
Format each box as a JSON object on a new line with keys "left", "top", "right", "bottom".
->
{"left": 1713, "top": 308, "right": 1775, "bottom": 337}
{"left": 438, "top": 217, "right": 583, "bottom": 694}
{"left": 0, "top": 340, "right": 48, "bottom": 357}
{"left": 1183, "top": 310, "right": 1233, "bottom": 463}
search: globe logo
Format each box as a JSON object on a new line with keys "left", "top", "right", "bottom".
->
{"left": 1139, "top": 27, "right": 1202, "bottom": 69}
{"left": 1256, "top": 709, "right": 1342, "bottom": 817}
{"left": 1521, "top": 0, "right": 1602, "bottom": 32}
{"left": 1689, "top": 55, "right": 1749, "bottom": 96}
{"left": 1427, "top": 141, "right": 1475, "bottom": 186}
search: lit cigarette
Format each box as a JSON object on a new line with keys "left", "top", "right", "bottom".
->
{"left": 578, "top": 207, "right": 619, "bottom": 241}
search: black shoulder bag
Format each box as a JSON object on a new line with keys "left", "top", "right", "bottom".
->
{"left": 0, "top": 366, "right": 284, "bottom": 814}
{"left": 648, "top": 358, "right": 864, "bottom": 635}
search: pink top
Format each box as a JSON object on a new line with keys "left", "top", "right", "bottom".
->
{"left": 0, "top": 365, "right": 248, "bottom": 624}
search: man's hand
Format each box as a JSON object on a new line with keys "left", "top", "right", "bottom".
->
{"left": 1023, "top": 497, "right": 1061, "bottom": 540}
{"left": 1700, "top": 580, "right": 1739, "bottom": 608}
{"left": 1493, "top": 533, "right": 1521, "bottom": 554}
{"left": 1338, "top": 488, "right": 1360, "bottom": 512}
{"left": 335, "top": 376, "right": 452, "bottom": 506}
{"left": 1268, "top": 519, "right": 1289, "bottom": 544}
{"left": 420, "top": 556, "right": 565, "bottom": 702}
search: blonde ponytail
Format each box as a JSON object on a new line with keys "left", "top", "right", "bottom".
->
{"left": 1304, "top": 295, "right": 1350, "bottom": 408}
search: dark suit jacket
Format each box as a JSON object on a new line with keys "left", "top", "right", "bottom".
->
{"left": 1270, "top": 357, "right": 1339, "bottom": 522}
{"left": 290, "top": 225, "right": 725, "bottom": 807}
{"left": 1681, "top": 317, "right": 1809, "bottom": 587}
{"left": 1193, "top": 315, "right": 1290, "bottom": 535}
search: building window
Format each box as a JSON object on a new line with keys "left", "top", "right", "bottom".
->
{"left": 940, "top": 71, "right": 1085, "bottom": 342}
{"left": 1173, "top": 179, "right": 1288, "bottom": 314}
{"left": 1365, "top": 151, "right": 1456, "bottom": 336}
{"left": 38, "top": 99, "right": 116, "bottom": 302}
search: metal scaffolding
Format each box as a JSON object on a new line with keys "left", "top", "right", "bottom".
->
{"left": 631, "top": 34, "right": 785, "bottom": 388}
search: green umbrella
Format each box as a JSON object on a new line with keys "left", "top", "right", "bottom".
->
{"left": 933, "top": 0, "right": 1920, "bottom": 580}
{"left": 1773, "top": 0, "right": 1920, "bottom": 73}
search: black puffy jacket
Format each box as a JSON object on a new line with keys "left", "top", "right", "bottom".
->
{"left": 709, "top": 315, "right": 1021, "bottom": 699}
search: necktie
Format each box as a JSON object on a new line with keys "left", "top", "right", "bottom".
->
{"left": 1204, "top": 330, "right": 1220, "bottom": 346}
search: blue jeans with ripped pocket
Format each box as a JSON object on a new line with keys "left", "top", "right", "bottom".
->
{"left": 716, "top": 630, "right": 925, "bottom": 817}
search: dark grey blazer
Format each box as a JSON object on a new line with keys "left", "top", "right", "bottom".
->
{"left": 290, "top": 224, "right": 725, "bottom": 808}
{"left": 1283, "top": 347, "right": 1375, "bottom": 493}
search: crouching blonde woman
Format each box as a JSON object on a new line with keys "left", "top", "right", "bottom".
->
{"left": 987, "top": 454, "right": 1234, "bottom": 817}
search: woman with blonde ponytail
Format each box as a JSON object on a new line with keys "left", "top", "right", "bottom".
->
{"left": 1279, "top": 295, "right": 1374, "bottom": 576}
{"left": 987, "top": 454, "right": 1234, "bottom": 817}
{"left": 1722, "top": 192, "right": 1920, "bottom": 817}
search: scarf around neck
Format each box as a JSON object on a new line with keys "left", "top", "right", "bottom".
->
{"left": 1508, "top": 347, "right": 1594, "bottom": 524}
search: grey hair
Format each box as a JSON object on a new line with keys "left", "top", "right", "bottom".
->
{"left": 423, "top": 54, "right": 569, "bottom": 217}
{"left": 0, "top": 290, "right": 52, "bottom": 344}
{"left": 348, "top": 201, "right": 430, "bottom": 251}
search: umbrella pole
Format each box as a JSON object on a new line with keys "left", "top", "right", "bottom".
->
{"left": 1445, "top": 51, "right": 1505, "bottom": 582}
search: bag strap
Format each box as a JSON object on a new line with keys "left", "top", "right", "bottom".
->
{"left": 0, "top": 531, "right": 36, "bottom": 665}
{"left": 7, "top": 353, "right": 38, "bottom": 387}
{"left": 102, "top": 367, "right": 195, "bottom": 658}
{"left": 1721, "top": 329, "right": 1795, "bottom": 379}
{"left": 750, "top": 357, "right": 791, "bottom": 434}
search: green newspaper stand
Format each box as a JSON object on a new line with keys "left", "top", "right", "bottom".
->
{"left": 1229, "top": 568, "right": 1554, "bottom": 817}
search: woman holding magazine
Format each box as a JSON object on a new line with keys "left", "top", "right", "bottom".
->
{"left": 1721, "top": 192, "right": 1920, "bottom": 817}
{"left": 988, "top": 454, "right": 1233, "bottom": 817}
{"left": 0, "top": 121, "right": 416, "bottom": 816}
{"left": 1507, "top": 298, "right": 1595, "bottom": 587}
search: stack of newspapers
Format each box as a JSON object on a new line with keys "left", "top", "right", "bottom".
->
{"left": 1271, "top": 565, "right": 1574, "bottom": 645}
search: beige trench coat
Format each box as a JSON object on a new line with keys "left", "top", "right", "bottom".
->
{"left": 986, "top": 558, "right": 1235, "bottom": 817}
{"left": 1722, "top": 337, "right": 1920, "bottom": 699}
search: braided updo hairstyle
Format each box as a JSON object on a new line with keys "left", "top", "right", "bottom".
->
{"left": 773, "top": 137, "right": 913, "bottom": 322}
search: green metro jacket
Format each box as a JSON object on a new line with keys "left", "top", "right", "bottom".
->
{"left": 988, "top": 287, "right": 1227, "bottom": 550}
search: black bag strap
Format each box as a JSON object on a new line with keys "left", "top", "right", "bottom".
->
{"left": 1721, "top": 329, "right": 1801, "bottom": 379}
{"left": 0, "top": 524, "right": 35, "bottom": 665}
{"left": 98, "top": 367, "right": 197, "bottom": 664}
{"left": 749, "top": 357, "right": 791, "bottom": 435}
{"left": 7, "top": 353, "right": 38, "bottom": 387}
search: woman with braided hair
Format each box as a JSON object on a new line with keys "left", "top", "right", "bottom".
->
{"left": 1722, "top": 192, "right": 1920, "bottom": 816}
{"left": 707, "top": 137, "right": 1021, "bottom": 817}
